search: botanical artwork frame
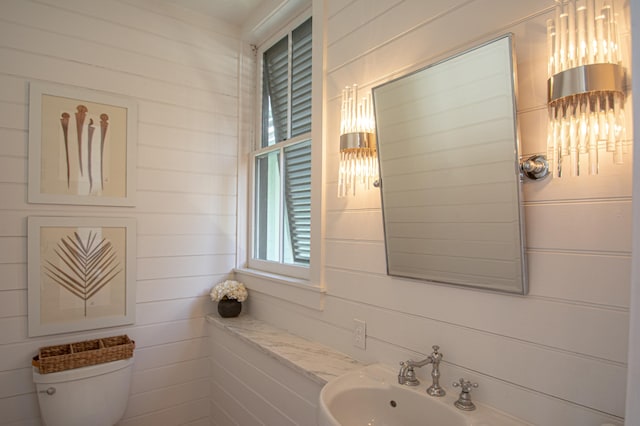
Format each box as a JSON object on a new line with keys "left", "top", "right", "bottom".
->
{"left": 28, "top": 216, "right": 136, "bottom": 337}
{"left": 28, "top": 82, "right": 137, "bottom": 206}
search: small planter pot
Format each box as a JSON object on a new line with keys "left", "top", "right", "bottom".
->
{"left": 217, "top": 298, "right": 242, "bottom": 318}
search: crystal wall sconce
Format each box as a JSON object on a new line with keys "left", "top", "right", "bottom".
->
{"left": 546, "top": 0, "right": 628, "bottom": 177}
{"left": 337, "top": 85, "right": 378, "bottom": 197}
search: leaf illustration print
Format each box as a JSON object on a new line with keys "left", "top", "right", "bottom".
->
{"left": 43, "top": 230, "right": 122, "bottom": 316}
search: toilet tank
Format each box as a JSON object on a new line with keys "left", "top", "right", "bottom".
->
{"left": 33, "top": 357, "right": 134, "bottom": 426}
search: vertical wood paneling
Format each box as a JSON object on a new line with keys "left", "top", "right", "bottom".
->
{"left": 0, "top": 0, "right": 240, "bottom": 424}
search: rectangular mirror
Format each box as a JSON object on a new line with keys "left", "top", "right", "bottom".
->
{"left": 373, "top": 34, "right": 527, "bottom": 294}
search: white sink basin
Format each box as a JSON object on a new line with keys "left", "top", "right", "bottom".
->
{"left": 318, "top": 364, "right": 528, "bottom": 426}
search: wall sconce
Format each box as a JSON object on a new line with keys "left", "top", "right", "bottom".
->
{"left": 546, "top": 0, "right": 627, "bottom": 177}
{"left": 338, "top": 85, "right": 377, "bottom": 197}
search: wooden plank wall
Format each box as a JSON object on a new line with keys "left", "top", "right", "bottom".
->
{"left": 0, "top": 1, "right": 239, "bottom": 424}
{"left": 209, "top": 324, "right": 323, "bottom": 426}
{"left": 244, "top": 1, "right": 633, "bottom": 425}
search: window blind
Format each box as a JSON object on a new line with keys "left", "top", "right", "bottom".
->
{"left": 262, "top": 37, "right": 289, "bottom": 146}
{"left": 291, "top": 18, "right": 312, "bottom": 137}
{"left": 284, "top": 140, "right": 311, "bottom": 264}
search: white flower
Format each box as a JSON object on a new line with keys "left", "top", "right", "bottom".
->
{"left": 210, "top": 280, "right": 248, "bottom": 302}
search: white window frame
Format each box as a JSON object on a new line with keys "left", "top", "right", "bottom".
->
{"left": 238, "top": 3, "right": 325, "bottom": 303}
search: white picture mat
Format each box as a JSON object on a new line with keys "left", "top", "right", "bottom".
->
{"left": 28, "top": 216, "right": 137, "bottom": 337}
{"left": 28, "top": 82, "right": 137, "bottom": 206}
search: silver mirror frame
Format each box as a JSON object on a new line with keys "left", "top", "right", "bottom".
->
{"left": 373, "top": 34, "right": 528, "bottom": 295}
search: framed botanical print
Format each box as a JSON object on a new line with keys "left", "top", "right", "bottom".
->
{"left": 28, "top": 82, "right": 137, "bottom": 206}
{"left": 28, "top": 216, "right": 136, "bottom": 337}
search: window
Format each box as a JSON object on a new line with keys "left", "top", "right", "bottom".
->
{"left": 251, "top": 17, "right": 312, "bottom": 279}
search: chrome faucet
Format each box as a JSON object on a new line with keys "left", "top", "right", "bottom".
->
{"left": 397, "top": 345, "right": 446, "bottom": 396}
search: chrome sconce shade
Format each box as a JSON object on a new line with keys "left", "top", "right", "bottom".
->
{"left": 546, "top": 0, "right": 628, "bottom": 178}
{"left": 338, "top": 85, "right": 378, "bottom": 197}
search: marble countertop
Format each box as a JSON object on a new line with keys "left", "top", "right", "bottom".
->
{"left": 206, "top": 314, "right": 366, "bottom": 385}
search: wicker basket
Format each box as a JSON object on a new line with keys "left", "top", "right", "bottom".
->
{"left": 32, "top": 335, "right": 135, "bottom": 374}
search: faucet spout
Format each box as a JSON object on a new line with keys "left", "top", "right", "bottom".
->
{"left": 397, "top": 345, "right": 445, "bottom": 396}
{"left": 405, "top": 356, "right": 434, "bottom": 369}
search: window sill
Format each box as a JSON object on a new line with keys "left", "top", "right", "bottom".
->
{"left": 234, "top": 267, "right": 325, "bottom": 311}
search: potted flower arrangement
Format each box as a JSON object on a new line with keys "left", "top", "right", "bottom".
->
{"left": 210, "top": 280, "right": 248, "bottom": 318}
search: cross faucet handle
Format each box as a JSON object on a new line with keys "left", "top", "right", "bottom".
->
{"left": 452, "top": 378, "right": 479, "bottom": 411}
{"left": 452, "top": 378, "right": 478, "bottom": 393}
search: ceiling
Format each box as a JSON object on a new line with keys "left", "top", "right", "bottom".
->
{"left": 168, "top": 0, "right": 265, "bottom": 26}
{"left": 164, "top": 0, "right": 309, "bottom": 43}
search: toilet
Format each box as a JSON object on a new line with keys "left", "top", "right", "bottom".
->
{"left": 33, "top": 357, "right": 134, "bottom": 426}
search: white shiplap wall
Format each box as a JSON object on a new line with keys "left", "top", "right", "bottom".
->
{"left": 209, "top": 322, "right": 323, "bottom": 426}
{"left": 243, "top": 1, "right": 633, "bottom": 425}
{"left": 0, "top": 1, "right": 240, "bottom": 424}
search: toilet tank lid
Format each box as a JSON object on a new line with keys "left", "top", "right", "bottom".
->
{"left": 33, "top": 357, "right": 133, "bottom": 384}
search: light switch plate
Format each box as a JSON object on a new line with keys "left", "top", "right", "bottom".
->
{"left": 353, "top": 318, "right": 366, "bottom": 349}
